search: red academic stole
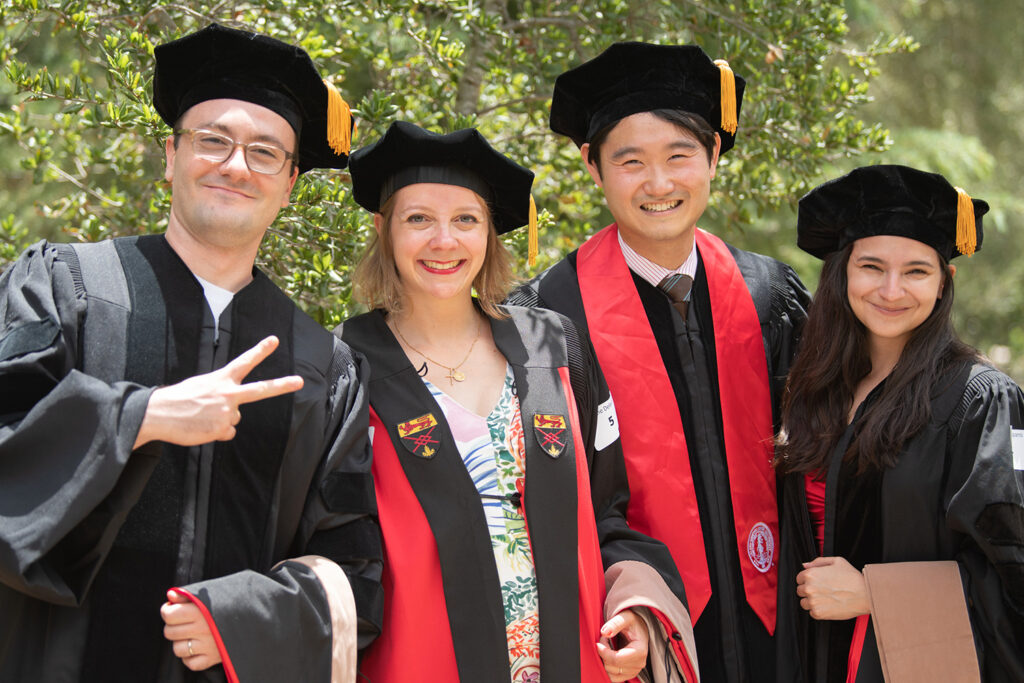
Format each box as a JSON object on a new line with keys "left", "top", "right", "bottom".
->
{"left": 577, "top": 224, "right": 778, "bottom": 633}
{"left": 359, "top": 373, "right": 610, "bottom": 681}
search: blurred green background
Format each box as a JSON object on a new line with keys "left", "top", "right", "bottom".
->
{"left": 1, "top": 0, "right": 1019, "bottom": 381}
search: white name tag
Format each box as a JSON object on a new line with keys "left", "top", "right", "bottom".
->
{"left": 1012, "top": 428, "right": 1024, "bottom": 470}
{"left": 595, "top": 395, "right": 620, "bottom": 451}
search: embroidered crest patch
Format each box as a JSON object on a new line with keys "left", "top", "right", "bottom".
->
{"left": 747, "top": 522, "right": 775, "bottom": 573}
{"left": 533, "top": 414, "right": 567, "bottom": 458}
{"left": 397, "top": 413, "right": 440, "bottom": 459}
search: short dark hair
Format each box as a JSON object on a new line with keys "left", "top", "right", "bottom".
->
{"left": 585, "top": 109, "right": 717, "bottom": 175}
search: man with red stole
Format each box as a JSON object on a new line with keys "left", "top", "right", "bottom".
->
{"left": 507, "top": 43, "right": 810, "bottom": 682}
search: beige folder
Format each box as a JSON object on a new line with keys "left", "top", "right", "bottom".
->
{"left": 862, "top": 561, "right": 980, "bottom": 683}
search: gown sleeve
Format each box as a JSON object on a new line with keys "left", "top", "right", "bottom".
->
{"left": 0, "top": 241, "right": 155, "bottom": 606}
{"left": 943, "top": 367, "right": 1024, "bottom": 681}
{"left": 560, "top": 315, "right": 699, "bottom": 682}
{"left": 174, "top": 342, "right": 383, "bottom": 683}
{"left": 765, "top": 261, "right": 811, "bottom": 427}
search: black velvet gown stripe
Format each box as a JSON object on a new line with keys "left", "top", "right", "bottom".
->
{"left": 343, "top": 311, "right": 509, "bottom": 681}
{"left": 206, "top": 272, "right": 294, "bottom": 578}
{"left": 492, "top": 309, "right": 581, "bottom": 683}
{"left": 776, "top": 473, "right": 816, "bottom": 682}
{"left": 806, "top": 409, "right": 859, "bottom": 683}
{"left": 82, "top": 235, "right": 200, "bottom": 681}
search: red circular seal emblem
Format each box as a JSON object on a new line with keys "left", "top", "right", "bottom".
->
{"left": 747, "top": 522, "right": 774, "bottom": 573}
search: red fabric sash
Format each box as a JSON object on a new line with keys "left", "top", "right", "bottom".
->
{"left": 358, "top": 406, "right": 460, "bottom": 681}
{"left": 360, "top": 371, "right": 611, "bottom": 681}
{"left": 577, "top": 224, "right": 778, "bottom": 633}
{"left": 560, "top": 366, "right": 620, "bottom": 682}
{"left": 846, "top": 614, "right": 871, "bottom": 683}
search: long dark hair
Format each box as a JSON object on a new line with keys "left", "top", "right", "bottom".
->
{"left": 775, "top": 243, "right": 978, "bottom": 475}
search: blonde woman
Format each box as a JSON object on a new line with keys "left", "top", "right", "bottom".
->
{"left": 337, "top": 121, "right": 698, "bottom": 682}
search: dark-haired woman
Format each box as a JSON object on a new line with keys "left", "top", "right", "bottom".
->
{"left": 336, "top": 121, "right": 698, "bottom": 682}
{"left": 774, "top": 165, "right": 1024, "bottom": 683}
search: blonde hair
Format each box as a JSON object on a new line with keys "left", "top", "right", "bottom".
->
{"left": 352, "top": 192, "right": 515, "bottom": 318}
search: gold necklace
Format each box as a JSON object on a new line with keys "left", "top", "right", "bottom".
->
{"left": 393, "top": 318, "right": 482, "bottom": 386}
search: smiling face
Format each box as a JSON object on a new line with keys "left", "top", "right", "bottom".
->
{"left": 846, "top": 234, "right": 949, "bottom": 354}
{"left": 380, "top": 183, "right": 491, "bottom": 309}
{"left": 581, "top": 111, "right": 720, "bottom": 267}
{"left": 164, "top": 98, "right": 298, "bottom": 251}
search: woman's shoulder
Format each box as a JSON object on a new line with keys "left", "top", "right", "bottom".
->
{"left": 959, "top": 361, "right": 1021, "bottom": 398}
{"left": 497, "top": 303, "right": 578, "bottom": 340}
{"left": 495, "top": 304, "right": 591, "bottom": 377}
{"left": 947, "top": 360, "right": 1024, "bottom": 427}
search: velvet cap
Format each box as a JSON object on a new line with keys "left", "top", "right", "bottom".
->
{"left": 549, "top": 42, "right": 746, "bottom": 153}
{"left": 798, "top": 164, "right": 989, "bottom": 260}
{"left": 349, "top": 121, "right": 535, "bottom": 235}
{"left": 153, "top": 23, "right": 353, "bottom": 173}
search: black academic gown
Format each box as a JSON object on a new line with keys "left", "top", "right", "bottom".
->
{"left": 776, "top": 362, "right": 1024, "bottom": 683}
{"left": 340, "top": 305, "right": 696, "bottom": 683}
{"left": 0, "top": 237, "right": 383, "bottom": 683}
{"left": 507, "top": 244, "right": 810, "bottom": 683}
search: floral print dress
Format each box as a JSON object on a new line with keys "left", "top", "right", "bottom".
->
{"left": 424, "top": 366, "right": 541, "bottom": 683}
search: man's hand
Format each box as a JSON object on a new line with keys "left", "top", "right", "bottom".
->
{"left": 597, "top": 609, "right": 649, "bottom": 682}
{"left": 161, "top": 589, "right": 222, "bottom": 671}
{"left": 796, "top": 556, "right": 870, "bottom": 620}
{"left": 134, "top": 336, "right": 303, "bottom": 448}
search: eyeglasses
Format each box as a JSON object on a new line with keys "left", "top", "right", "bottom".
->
{"left": 174, "top": 128, "right": 296, "bottom": 175}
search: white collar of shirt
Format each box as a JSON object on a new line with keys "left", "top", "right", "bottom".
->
{"left": 193, "top": 274, "right": 235, "bottom": 327}
{"left": 617, "top": 230, "right": 699, "bottom": 288}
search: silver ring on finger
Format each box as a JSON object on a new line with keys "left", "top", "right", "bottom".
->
{"left": 187, "top": 638, "right": 195, "bottom": 658}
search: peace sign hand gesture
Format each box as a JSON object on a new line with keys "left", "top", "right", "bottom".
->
{"left": 133, "top": 336, "right": 303, "bottom": 448}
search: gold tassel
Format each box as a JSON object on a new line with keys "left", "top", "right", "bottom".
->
{"left": 713, "top": 59, "right": 738, "bottom": 135}
{"left": 953, "top": 187, "right": 977, "bottom": 256}
{"left": 528, "top": 195, "right": 538, "bottom": 267}
{"left": 323, "top": 79, "right": 352, "bottom": 156}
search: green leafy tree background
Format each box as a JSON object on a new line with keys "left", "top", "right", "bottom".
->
{"left": 1, "top": 0, "right": 1018, "bottom": 380}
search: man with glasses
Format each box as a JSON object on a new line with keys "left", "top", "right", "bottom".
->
{"left": 0, "top": 24, "right": 380, "bottom": 682}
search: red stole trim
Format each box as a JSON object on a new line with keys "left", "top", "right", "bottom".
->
{"left": 577, "top": 224, "right": 778, "bottom": 633}
{"left": 846, "top": 614, "right": 871, "bottom": 683}
{"left": 650, "top": 608, "right": 699, "bottom": 683}
{"left": 560, "top": 366, "right": 615, "bottom": 681}
{"left": 359, "top": 406, "right": 460, "bottom": 681}
{"left": 361, "top": 374, "right": 612, "bottom": 681}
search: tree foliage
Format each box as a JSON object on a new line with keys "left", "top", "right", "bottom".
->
{"left": 0, "top": 0, "right": 910, "bottom": 326}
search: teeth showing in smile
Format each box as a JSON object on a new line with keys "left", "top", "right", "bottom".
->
{"left": 422, "top": 260, "right": 461, "bottom": 271}
{"left": 641, "top": 200, "right": 681, "bottom": 212}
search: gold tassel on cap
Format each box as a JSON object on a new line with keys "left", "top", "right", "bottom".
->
{"left": 713, "top": 59, "right": 738, "bottom": 135}
{"left": 953, "top": 186, "right": 977, "bottom": 256}
{"left": 324, "top": 79, "right": 352, "bottom": 156}
{"left": 528, "top": 195, "right": 538, "bottom": 267}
